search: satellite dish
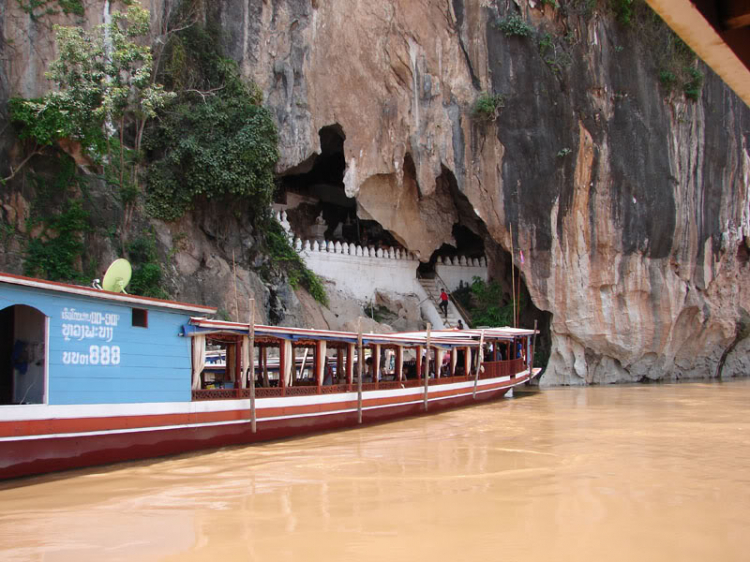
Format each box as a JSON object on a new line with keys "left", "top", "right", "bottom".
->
{"left": 102, "top": 259, "right": 132, "bottom": 293}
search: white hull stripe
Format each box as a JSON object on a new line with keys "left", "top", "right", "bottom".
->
{"left": 0, "top": 373, "right": 531, "bottom": 422}
{"left": 0, "top": 378, "right": 525, "bottom": 442}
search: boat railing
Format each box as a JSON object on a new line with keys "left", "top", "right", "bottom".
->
{"left": 192, "top": 389, "right": 240, "bottom": 401}
{"left": 480, "top": 358, "right": 524, "bottom": 379}
{"left": 320, "top": 384, "right": 350, "bottom": 394}
{"left": 191, "top": 362, "right": 524, "bottom": 401}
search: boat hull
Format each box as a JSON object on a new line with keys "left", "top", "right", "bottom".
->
{"left": 0, "top": 371, "right": 537, "bottom": 481}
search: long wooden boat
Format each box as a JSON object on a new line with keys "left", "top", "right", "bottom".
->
{"left": 0, "top": 273, "right": 540, "bottom": 480}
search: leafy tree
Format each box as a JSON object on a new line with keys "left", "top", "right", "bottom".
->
{"left": 8, "top": 2, "right": 173, "bottom": 199}
{"left": 144, "top": 24, "right": 278, "bottom": 222}
{"left": 453, "top": 277, "right": 521, "bottom": 328}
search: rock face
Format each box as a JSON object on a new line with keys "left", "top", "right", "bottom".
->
{"left": 2, "top": 0, "right": 750, "bottom": 384}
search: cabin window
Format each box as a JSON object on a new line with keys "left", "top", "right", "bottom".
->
{"left": 132, "top": 308, "right": 148, "bottom": 328}
{"left": 0, "top": 305, "right": 47, "bottom": 405}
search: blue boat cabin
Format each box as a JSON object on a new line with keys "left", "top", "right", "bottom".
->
{"left": 0, "top": 274, "right": 215, "bottom": 406}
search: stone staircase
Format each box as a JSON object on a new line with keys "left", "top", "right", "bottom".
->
{"left": 418, "top": 278, "right": 467, "bottom": 329}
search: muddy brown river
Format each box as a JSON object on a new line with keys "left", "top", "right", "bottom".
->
{"left": 1, "top": 380, "right": 749, "bottom": 561}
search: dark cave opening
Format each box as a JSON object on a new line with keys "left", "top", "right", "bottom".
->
{"left": 276, "top": 124, "right": 402, "bottom": 249}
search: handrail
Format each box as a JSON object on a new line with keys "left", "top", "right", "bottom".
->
{"left": 433, "top": 270, "right": 473, "bottom": 327}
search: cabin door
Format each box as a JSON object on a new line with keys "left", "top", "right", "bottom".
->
{"left": 0, "top": 305, "right": 47, "bottom": 405}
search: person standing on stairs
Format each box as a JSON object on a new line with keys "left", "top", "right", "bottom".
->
{"left": 439, "top": 288, "right": 449, "bottom": 318}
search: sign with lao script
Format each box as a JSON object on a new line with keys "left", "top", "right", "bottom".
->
{"left": 60, "top": 307, "right": 121, "bottom": 366}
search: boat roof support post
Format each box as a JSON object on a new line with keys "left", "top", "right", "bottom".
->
{"left": 373, "top": 344, "right": 381, "bottom": 383}
{"left": 336, "top": 348, "right": 344, "bottom": 384}
{"left": 241, "top": 336, "right": 249, "bottom": 390}
{"left": 249, "top": 298, "right": 256, "bottom": 433}
{"left": 235, "top": 343, "right": 242, "bottom": 391}
{"left": 473, "top": 331, "right": 485, "bottom": 399}
{"left": 396, "top": 346, "right": 403, "bottom": 381}
{"left": 225, "top": 343, "right": 237, "bottom": 388}
{"left": 346, "top": 343, "right": 354, "bottom": 385}
{"left": 423, "top": 323, "right": 431, "bottom": 412}
{"left": 451, "top": 348, "right": 458, "bottom": 377}
{"left": 262, "top": 345, "right": 269, "bottom": 387}
{"left": 357, "top": 319, "right": 363, "bottom": 424}
{"left": 316, "top": 340, "right": 326, "bottom": 392}
{"left": 416, "top": 346, "right": 422, "bottom": 381}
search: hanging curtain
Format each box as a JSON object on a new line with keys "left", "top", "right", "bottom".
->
{"left": 241, "top": 336, "right": 250, "bottom": 389}
{"left": 283, "top": 340, "right": 293, "bottom": 387}
{"left": 317, "top": 341, "right": 327, "bottom": 386}
{"left": 191, "top": 334, "right": 206, "bottom": 390}
{"left": 226, "top": 343, "right": 237, "bottom": 387}
{"left": 435, "top": 349, "right": 445, "bottom": 379}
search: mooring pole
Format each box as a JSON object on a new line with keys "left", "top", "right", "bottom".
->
{"left": 510, "top": 223, "right": 516, "bottom": 328}
{"left": 249, "top": 298, "right": 256, "bottom": 434}
{"left": 423, "top": 323, "right": 431, "bottom": 412}
{"left": 530, "top": 319, "right": 538, "bottom": 375}
{"left": 473, "top": 330, "right": 485, "bottom": 399}
{"left": 357, "top": 318, "right": 363, "bottom": 424}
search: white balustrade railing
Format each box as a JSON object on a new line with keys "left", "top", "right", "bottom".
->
{"left": 436, "top": 255, "right": 488, "bottom": 267}
{"left": 290, "top": 232, "right": 487, "bottom": 268}
{"left": 294, "top": 237, "right": 420, "bottom": 261}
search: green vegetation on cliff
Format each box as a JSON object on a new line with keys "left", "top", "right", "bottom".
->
{"left": 453, "top": 277, "right": 523, "bottom": 328}
{"left": 23, "top": 155, "right": 92, "bottom": 282}
{"left": 6, "top": 3, "right": 327, "bottom": 306}
{"left": 144, "top": 24, "right": 278, "bottom": 222}
{"left": 15, "top": 0, "right": 84, "bottom": 21}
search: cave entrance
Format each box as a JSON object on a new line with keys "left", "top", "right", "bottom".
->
{"left": 419, "top": 167, "right": 488, "bottom": 280}
{"left": 276, "top": 125, "right": 404, "bottom": 250}
{"left": 424, "top": 166, "right": 551, "bottom": 366}
{"left": 419, "top": 223, "right": 486, "bottom": 279}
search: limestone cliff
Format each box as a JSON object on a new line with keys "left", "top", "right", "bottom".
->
{"left": 2, "top": 0, "right": 749, "bottom": 384}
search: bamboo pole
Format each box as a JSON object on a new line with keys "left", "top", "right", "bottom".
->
{"left": 249, "top": 298, "right": 256, "bottom": 433}
{"left": 357, "top": 318, "right": 363, "bottom": 424}
{"left": 423, "top": 323, "right": 431, "bottom": 412}
{"left": 510, "top": 223, "right": 516, "bottom": 328}
{"left": 473, "top": 330, "right": 485, "bottom": 399}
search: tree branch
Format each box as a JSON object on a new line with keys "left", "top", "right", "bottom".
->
{"left": 2, "top": 145, "right": 43, "bottom": 184}
{"left": 185, "top": 85, "right": 225, "bottom": 102}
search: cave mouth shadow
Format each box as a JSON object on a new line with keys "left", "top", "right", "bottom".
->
{"left": 277, "top": 124, "right": 403, "bottom": 250}
{"left": 428, "top": 166, "right": 552, "bottom": 362}
{"left": 274, "top": 129, "right": 551, "bottom": 366}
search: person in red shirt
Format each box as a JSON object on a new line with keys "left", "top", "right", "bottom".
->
{"left": 439, "top": 288, "right": 449, "bottom": 318}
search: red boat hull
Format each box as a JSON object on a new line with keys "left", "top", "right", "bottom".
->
{"left": 0, "top": 374, "right": 533, "bottom": 481}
